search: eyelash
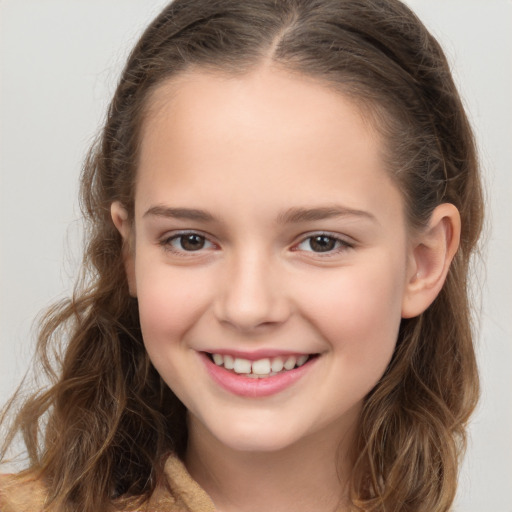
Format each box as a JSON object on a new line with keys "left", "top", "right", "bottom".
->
{"left": 159, "top": 231, "right": 216, "bottom": 255}
{"left": 159, "top": 231, "right": 353, "bottom": 256}
{"left": 293, "top": 232, "right": 354, "bottom": 255}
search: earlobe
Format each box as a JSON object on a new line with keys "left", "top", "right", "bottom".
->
{"left": 401, "top": 203, "right": 461, "bottom": 319}
{"left": 111, "top": 201, "right": 137, "bottom": 297}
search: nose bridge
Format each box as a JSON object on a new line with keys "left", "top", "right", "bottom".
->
{"left": 215, "top": 244, "right": 289, "bottom": 331}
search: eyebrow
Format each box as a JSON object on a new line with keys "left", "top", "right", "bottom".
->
{"left": 143, "top": 205, "right": 215, "bottom": 222}
{"left": 276, "top": 206, "right": 376, "bottom": 224}
{"left": 143, "top": 204, "right": 376, "bottom": 224}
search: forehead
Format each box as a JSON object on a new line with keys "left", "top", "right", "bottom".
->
{"left": 144, "top": 66, "right": 379, "bottom": 150}
{"left": 135, "top": 66, "right": 403, "bottom": 223}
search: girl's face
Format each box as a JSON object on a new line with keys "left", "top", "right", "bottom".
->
{"left": 120, "top": 66, "right": 416, "bottom": 453}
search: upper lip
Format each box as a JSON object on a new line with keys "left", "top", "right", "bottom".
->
{"left": 201, "top": 348, "right": 314, "bottom": 361}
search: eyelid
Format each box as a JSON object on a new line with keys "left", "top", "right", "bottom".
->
{"left": 159, "top": 229, "right": 219, "bottom": 255}
{"left": 158, "top": 229, "right": 354, "bottom": 256}
{"left": 291, "top": 231, "right": 355, "bottom": 254}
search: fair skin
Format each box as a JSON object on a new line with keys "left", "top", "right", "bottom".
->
{"left": 112, "top": 65, "right": 460, "bottom": 512}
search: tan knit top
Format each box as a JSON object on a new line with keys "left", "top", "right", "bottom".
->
{"left": 0, "top": 454, "right": 216, "bottom": 512}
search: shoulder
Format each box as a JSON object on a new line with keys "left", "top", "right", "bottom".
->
{"left": 0, "top": 455, "right": 215, "bottom": 512}
{"left": 0, "top": 472, "right": 47, "bottom": 512}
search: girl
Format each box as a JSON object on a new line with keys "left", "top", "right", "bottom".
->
{"left": 0, "top": 1, "right": 484, "bottom": 511}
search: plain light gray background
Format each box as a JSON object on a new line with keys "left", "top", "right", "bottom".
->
{"left": 1, "top": 1, "right": 511, "bottom": 510}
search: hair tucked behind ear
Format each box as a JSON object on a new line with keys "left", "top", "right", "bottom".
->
{"left": 1, "top": 1, "right": 483, "bottom": 511}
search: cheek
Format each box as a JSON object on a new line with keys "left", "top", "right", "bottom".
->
{"left": 299, "top": 264, "right": 405, "bottom": 405}
{"left": 135, "top": 262, "right": 213, "bottom": 344}
{"left": 298, "top": 257, "right": 405, "bottom": 359}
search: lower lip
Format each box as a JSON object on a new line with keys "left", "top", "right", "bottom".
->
{"left": 201, "top": 353, "right": 317, "bottom": 398}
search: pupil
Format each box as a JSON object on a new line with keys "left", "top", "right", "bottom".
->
{"left": 181, "top": 234, "right": 205, "bottom": 251}
{"left": 310, "top": 235, "right": 335, "bottom": 252}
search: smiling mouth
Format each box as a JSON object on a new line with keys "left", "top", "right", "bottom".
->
{"left": 205, "top": 352, "right": 318, "bottom": 379}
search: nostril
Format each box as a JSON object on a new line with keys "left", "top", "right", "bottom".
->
{"left": 213, "top": 268, "right": 291, "bottom": 330}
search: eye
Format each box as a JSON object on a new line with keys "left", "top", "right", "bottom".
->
{"left": 161, "top": 232, "right": 216, "bottom": 253}
{"left": 295, "top": 234, "right": 351, "bottom": 254}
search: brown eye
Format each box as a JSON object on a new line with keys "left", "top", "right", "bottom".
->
{"left": 308, "top": 235, "right": 338, "bottom": 252}
{"left": 161, "top": 232, "right": 216, "bottom": 255}
{"left": 295, "top": 233, "right": 350, "bottom": 255}
{"left": 178, "top": 234, "right": 206, "bottom": 251}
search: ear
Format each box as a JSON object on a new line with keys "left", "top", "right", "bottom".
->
{"left": 111, "top": 201, "right": 137, "bottom": 297}
{"left": 401, "top": 203, "right": 461, "bottom": 319}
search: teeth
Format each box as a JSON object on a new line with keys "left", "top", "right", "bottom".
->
{"left": 271, "top": 357, "right": 284, "bottom": 373}
{"left": 252, "top": 358, "right": 271, "bottom": 375}
{"left": 212, "top": 353, "right": 224, "bottom": 365}
{"left": 233, "top": 358, "right": 251, "bottom": 374}
{"left": 224, "top": 354, "right": 235, "bottom": 370}
{"left": 283, "top": 356, "right": 297, "bottom": 370}
{"left": 297, "top": 355, "right": 308, "bottom": 367}
{"left": 210, "top": 353, "right": 311, "bottom": 377}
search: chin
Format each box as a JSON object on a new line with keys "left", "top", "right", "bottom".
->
{"left": 219, "top": 431, "right": 302, "bottom": 453}
{"left": 200, "top": 414, "right": 310, "bottom": 454}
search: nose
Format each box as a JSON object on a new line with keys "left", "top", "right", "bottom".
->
{"left": 214, "top": 249, "right": 291, "bottom": 332}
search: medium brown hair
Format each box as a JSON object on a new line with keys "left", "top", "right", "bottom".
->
{"left": 1, "top": 1, "right": 483, "bottom": 510}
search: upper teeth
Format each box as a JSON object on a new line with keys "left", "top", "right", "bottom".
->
{"left": 211, "top": 353, "right": 310, "bottom": 377}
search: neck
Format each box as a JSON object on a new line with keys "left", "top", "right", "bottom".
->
{"left": 184, "top": 414, "right": 358, "bottom": 512}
